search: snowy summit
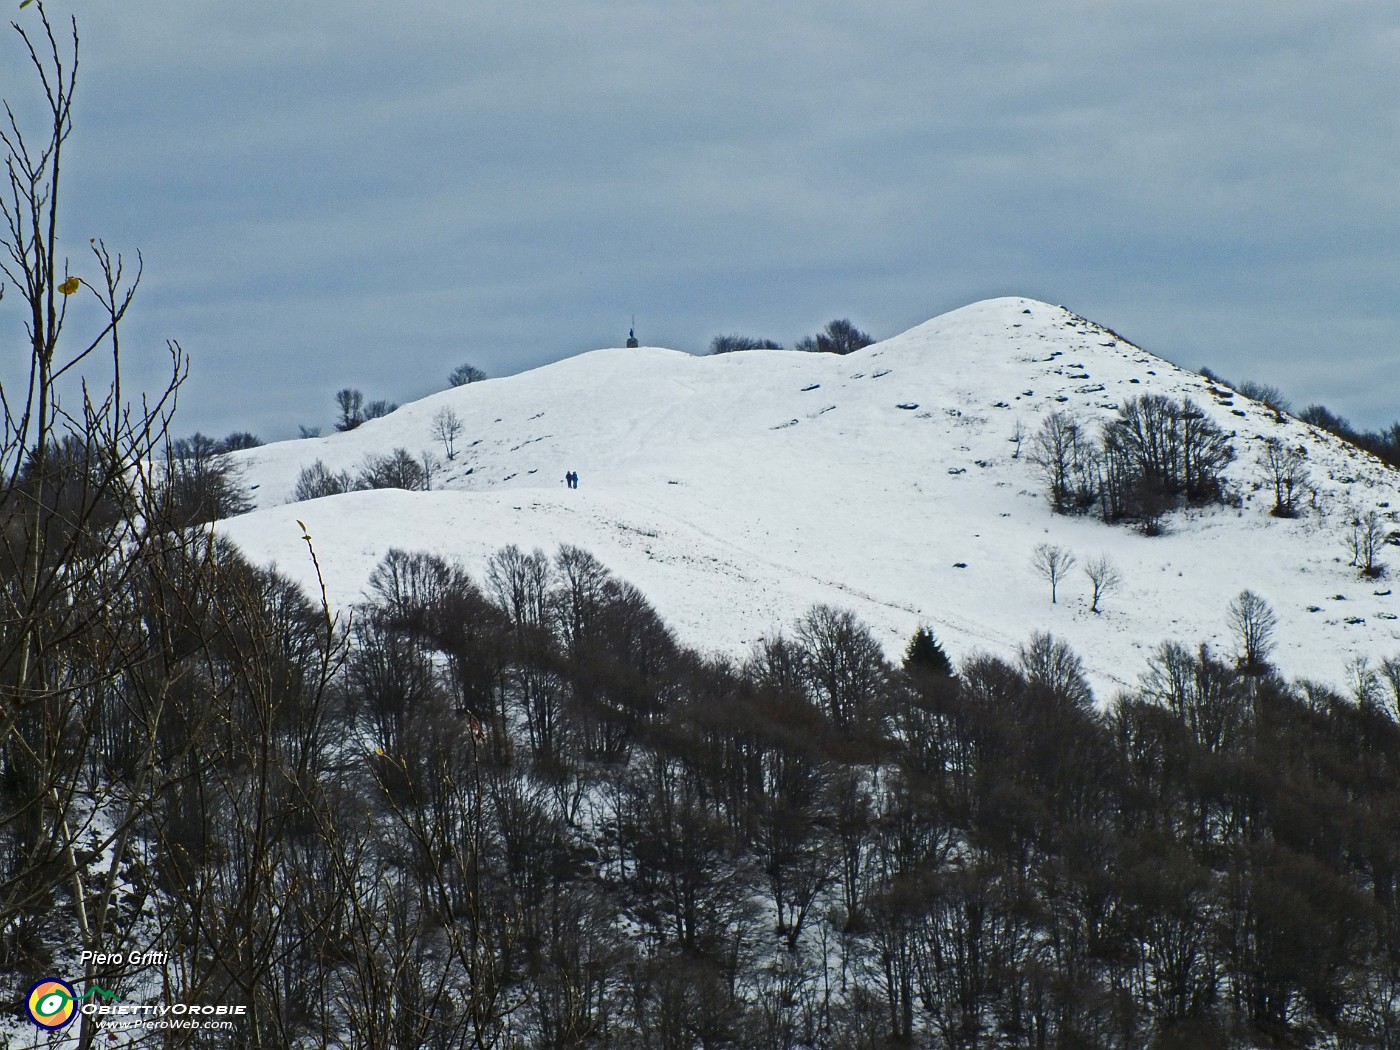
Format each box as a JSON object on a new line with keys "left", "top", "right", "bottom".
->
{"left": 220, "top": 297, "right": 1400, "bottom": 697}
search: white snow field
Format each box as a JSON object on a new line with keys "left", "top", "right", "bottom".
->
{"left": 219, "top": 297, "right": 1400, "bottom": 699}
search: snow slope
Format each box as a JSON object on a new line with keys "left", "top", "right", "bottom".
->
{"left": 219, "top": 297, "right": 1400, "bottom": 698}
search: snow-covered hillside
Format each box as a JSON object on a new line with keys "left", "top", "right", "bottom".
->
{"left": 219, "top": 297, "right": 1400, "bottom": 697}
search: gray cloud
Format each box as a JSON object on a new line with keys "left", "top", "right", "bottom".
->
{"left": 5, "top": 0, "right": 1395, "bottom": 438}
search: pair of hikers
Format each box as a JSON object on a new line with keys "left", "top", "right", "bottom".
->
{"left": 564, "top": 471, "right": 580, "bottom": 489}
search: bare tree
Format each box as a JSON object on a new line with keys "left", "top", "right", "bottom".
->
{"left": 1105, "top": 394, "right": 1234, "bottom": 513}
{"left": 1, "top": 118, "right": 351, "bottom": 1050}
{"left": 362, "top": 398, "right": 396, "bottom": 421}
{"left": 1346, "top": 656, "right": 1385, "bottom": 709}
{"left": 1083, "top": 554, "right": 1122, "bottom": 614}
{"left": 293, "top": 459, "right": 354, "bottom": 501}
{"left": 150, "top": 540, "right": 347, "bottom": 1047}
{"left": 163, "top": 431, "right": 253, "bottom": 525}
{"left": 1227, "top": 589, "right": 1277, "bottom": 673}
{"left": 419, "top": 449, "right": 439, "bottom": 490}
{"left": 1380, "top": 656, "right": 1400, "bottom": 720}
{"left": 795, "top": 603, "right": 890, "bottom": 729}
{"left": 486, "top": 545, "right": 558, "bottom": 759}
{"left": 334, "top": 387, "right": 364, "bottom": 431}
{"left": 1028, "top": 411, "right": 1085, "bottom": 513}
{"left": 1235, "top": 378, "right": 1292, "bottom": 414}
{"left": 356, "top": 447, "right": 429, "bottom": 491}
{"left": 1261, "top": 438, "right": 1309, "bottom": 518}
{"left": 1018, "top": 632, "right": 1093, "bottom": 710}
{"left": 1010, "top": 419, "right": 1026, "bottom": 459}
{"left": 709, "top": 333, "right": 783, "bottom": 354}
{"left": 551, "top": 544, "right": 612, "bottom": 659}
{"left": 1032, "top": 544, "right": 1076, "bottom": 604}
{"left": 794, "top": 319, "right": 873, "bottom": 355}
{"left": 448, "top": 361, "right": 487, "bottom": 387}
{"left": 0, "top": 12, "right": 247, "bottom": 1043}
{"left": 1347, "top": 509, "right": 1387, "bottom": 578}
{"left": 432, "top": 405, "right": 463, "bottom": 460}
{"left": 1139, "top": 642, "right": 1254, "bottom": 756}
{"left": 218, "top": 430, "right": 262, "bottom": 452}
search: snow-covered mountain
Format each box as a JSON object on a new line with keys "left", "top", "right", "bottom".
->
{"left": 219, "top": 297, "right": 1400, "bottom": 698}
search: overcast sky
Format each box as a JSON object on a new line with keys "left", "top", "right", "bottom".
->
{"left": 5, "top": 0, "right": 1398, "bottom": 440}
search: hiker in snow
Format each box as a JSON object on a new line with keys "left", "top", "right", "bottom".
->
{"left": 572, "top": 471, "right": 580, "bottom": 489}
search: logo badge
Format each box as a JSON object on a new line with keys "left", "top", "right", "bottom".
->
{"left": 26, "top": 977, "right": 78, "bottom": 1029}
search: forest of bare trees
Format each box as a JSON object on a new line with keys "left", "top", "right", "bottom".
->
{"left": 5, "top": 505, "right": 1400, "bottom": 1047}
{"left": 1029, "top": 395, "right": 1236, "bottom": 531}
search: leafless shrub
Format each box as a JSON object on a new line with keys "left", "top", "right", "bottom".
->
{"left": 294, "top": 460, "right": 354, "bottom": 501}
{"left": 448, "top": 362, "right": 487, "bottom": 386}
{"left": 357, "top": 448, "right": 429, "bottom": 491}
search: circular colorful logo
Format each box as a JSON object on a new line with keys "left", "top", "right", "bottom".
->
{"left": 26, "top": 978, "right": 77, "bottom": 1029}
